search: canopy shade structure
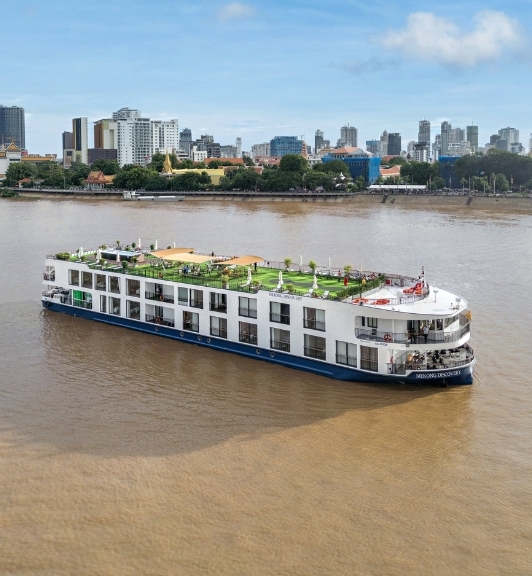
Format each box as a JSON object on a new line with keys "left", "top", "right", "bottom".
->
{"left": 219, "top": 255, "right": 264, "bottom": 266}
{"left": 164, "top": 253, "right": 215, "bottom": 264}
{"left": 150, "top": 248, "right": 194, "bottom": 259}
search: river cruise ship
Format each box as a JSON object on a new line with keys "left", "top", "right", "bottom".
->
{"left": 42, "top": 244, "right": 475, "bottom": 386}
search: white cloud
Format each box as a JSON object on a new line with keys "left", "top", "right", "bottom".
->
{"left": 218, "top": 3, "right": 255, "bottom": 22}
{"left": 382, "top": 11, "right": 523, "bottom": 67}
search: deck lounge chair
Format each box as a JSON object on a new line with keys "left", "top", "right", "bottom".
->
{"left": 303, "top": 288, "right": 314, "bottom": 297}
{"left": 321, "top": 291, "right": 329, "bottom": 299}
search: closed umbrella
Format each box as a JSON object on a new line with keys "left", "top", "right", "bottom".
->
{"left": 155, "top": 240, "right": 158, "bottom": 250}
{"left": 138, "top": 238, "right": 141, "bottom": 249}
{"left": 96, "top": 249, "right": 101, "bottom": 261}
{"left": 328, "top": 257, "right": 331, "bottom": 269}
{"left": 116, "top": 252, "right": 120, "bottom": 263}
{"left": 312, "top": 274, "right": 318, "bottom": 290}
{"left": 79, "top": 247, "right": 83, "bottom": 257}
{"left": 279, "top": 271, "right": 283, "bottom": 287}
{"left": 247, "top": 267, "right": 252, "bottom": 282}
{"left": 299, "top": 255, "right": 303, "bottom": 266}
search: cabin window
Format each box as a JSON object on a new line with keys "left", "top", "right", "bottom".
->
{"left": 82, "top": 272, "right": 93, "bottom": 289}
{"left": 100, "top": 295, "right": 107, "bottom": 313}
{"left": 110, "top": 297, "right": 121, "bottom": 316}
{"left": 270, "top": 301, "right": 290, "bottom": 325}
{"left": 109, "top": 276, "right": 120, "bottom": 294}
{"left": 127, "top": 300, "right": 140, "bottom": 320}
{"left": 303, "top": 307, "right": 325, "bottom": 331}
{"left": 127, "top": 278, "right": 140, "bottom": 297}
{"left": 239, "top": 296, "right": 257, "bottom": 318}
{"left": 210, "top": 292, "right": 227, "bottom": 313}
{"left": 239, "top": 322, "right": 257, "bottom": 345}
{"left": 210, "top": 316, "right": 227, "bottom": 338}
{"left": 360, "top": 346, "right": 378, "bottom": 372}
{"left": 95, "top": 274, "right": 106, "bottom": 291}
{"left": 336, "top": 341, "right": 357, "bottom": 367}
{"left": 69, "top": 269, "right": 79, "bottom": 286}
{"left": 270, "top": 327, "right": 290, "bottom": 352}
{"left": 190, "top": 289, "right": 203, "bottom": 309}
{"left": 304, "top": 334, "right": 326, "bottom": 360}
{"left": 362, "top": 317, "right": 378, "bottom": 328}
{"left": 178, "top": 287, "right": 188, "bottom": 305}
{"left": 72, "top": 290, "right": 92, "bottom": 310}
{"left": 444, "top": 315, "right": 458, "bottom": 328}
{"left": 183, "top": 311, "right": 199, "bottom": 332}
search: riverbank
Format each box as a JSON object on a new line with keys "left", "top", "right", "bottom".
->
{"left": 7, "top": 189, "right": 532, "bottom": 210}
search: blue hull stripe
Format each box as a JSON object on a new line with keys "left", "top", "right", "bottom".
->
{"left": 42, "top": 301, "right": 474, "bottom": 385}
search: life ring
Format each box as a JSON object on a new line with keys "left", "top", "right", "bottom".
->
{"left": 353, "top": 298, "right": 368, "bottom": 304}
{"left": 158, "top": 272, "right": 163, "bottom": 279}
{"left": 44, "top": 300, "right": 50, "bottom": 308}
{"left": 375, "top": 299, "right": 390, "bottom": 305}
{"left": 159, "top": 295, "right": 164, "bottom": 301}
{"left": 383, "top": 333, "right": 392, "bottom": 342}
{"left": 155, "top": 317, "right": 161, "bottom": 324}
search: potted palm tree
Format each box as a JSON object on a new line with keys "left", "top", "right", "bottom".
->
{"left": 309, "top": 260, "right": 317, "bottom": 274}
{"left": 284, "top": 257, "right": 292, "bottom": 271}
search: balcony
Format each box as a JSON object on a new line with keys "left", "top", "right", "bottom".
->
{"left": 183, "top": 321, "right": 199, "bottom": 332}
{"left": 145, "top": 314, "right": 175, "bottom": 327}
{"left": 303, "top": 318, "right": 325, "bottom": 331}
{"left": 336, "top": 354, "right": 357, "bottom": 367}
{"left": 360, "top": 359, "right": 378, "bottom": 372}
{"left": 43, "top": 272, "right": 55, "bottom": 281}
{"left": 270, "top": 313, "right": 290, "bottom": 325}
{"left": 210, "top": 303, "right": 227, "bottom": 313}
{"left": 356, "top": 320, "right": 470, "bottom": 345}
{"left": 304, "top": 346, "right": 326, "bottom": 360}
{"left": 210, "top": 327, "right": 227, "bottom": 338}
{"left": 145, "top": 291, "right": 174, "bottom": 303}
{"left": 239, "top": 332, "right": 258, "bottom": 345}
{"left": 270, "top": 339, "right": 290, "bottom": 352}
{"left": 239, "top": 307, "right": 257, "bottom": 318}
{"left": 190, "top": 299, "right": 203, "bottom": 309}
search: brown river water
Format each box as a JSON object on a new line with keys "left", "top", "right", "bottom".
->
{"left": 0, "top": 198, "right": 531, "bottom": 575}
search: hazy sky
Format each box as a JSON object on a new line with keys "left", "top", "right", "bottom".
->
{"left": 3, "top": 0, "right": 531, "bottom": 154}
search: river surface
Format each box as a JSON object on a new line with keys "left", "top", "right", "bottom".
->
{"left": 0, "top": 199, "right": 531, "bottom": 575}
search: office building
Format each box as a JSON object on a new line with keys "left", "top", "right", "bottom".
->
{"left": 220, "top": 145, "right": 237, "bottom": 158}
{"left": 117, "top": 117, "right": 151, "bottom": 166}
{"left": 251, "top": 142, "right": 270, "bottom": 157}
{"left": 466, "top": 125, "right": 479, "bottom": 151}
{"left": 322, "top": 147, "right": 380, "bottom": 184}
{"left": 418, "top": 119, "right": 430, "bottom": 147}
{"left": 366, "top": 140, "right": 379, "bottom": 155}
{"left": 413, "top": 143, "right": 429, "bottom": 163}
{"left": 62, "top": 131, "right": 73, "bottom": 150}
{"left": 94, "top": 119, "right": 118, "bottom": 150}
{"left": 73, "top": 117, "right": 88, "bottom": 164}
{"left": 432, "top": 134, "right": 441, "bottom": 161}
{"left": 270, "top": 136, "right": 304, "bottom": 157}
{"left": 315, "top": 130, "right": 324, "bottom": 152}
{"left": 387, "top": 133, "right": 401, "bottom": 156}
{"left": 449, "top": 127, "right": 465, "bottom": 145}
{"left": 88, "top": 148, "right": 118, "bottom": 164}
{"left": 236, "top": 137, "right": 242, "bottom": 158}
{"left": 0, "top": 105, "right": 25, "bottom": 150}
{"left": 498, "top": 127, "right": 519, "bottom": 146}
{"left": 179, "top": 128, "right": 192, "bottom": 155}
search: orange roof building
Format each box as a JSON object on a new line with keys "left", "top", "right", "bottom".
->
{"left": 84, "top": 171, "right": 115, "bottom": 190}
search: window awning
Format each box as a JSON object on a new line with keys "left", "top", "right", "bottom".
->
{"left": 150, "top": 248, "right": 194, "bottom": 258}
{"left": 218, "top": 255, "right": 264, "bottom": 266}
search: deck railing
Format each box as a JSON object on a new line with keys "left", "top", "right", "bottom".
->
{"left": 336, "top": 354, "right": 357, "bottom": 367}
{"left": 183, "top": 321, "right": 199, "bottom": 332}
{"left": 238, "top": 307, "right": 257, "bottom": 318}
{"left": 145, "top": 291, "right": 174, "bottom": 303}
{"left": 210, "top": 327, "right": 227, "bottom": 338}
{"left": 303, "top": 318, "right": 326, "bottom": 331}
{"left": 356, "top": 320, "right": 470, "bottom": 344}
{"left": 145, "top": 314, "right": 175, "bottom": 327}
{"left": 72, "top": 298, "right": 92, "bottom": 310}
{"left": 270, "top": 339, "right": 290, "bottom": 352}
{"left": 387, "top": 355, "right": 474, "bottom": 374}
{"left": 304, "top": 346, "right": 326, "bottom": 360}
{"left": 360, "top": 359, "right": 378, "bottom": 372}
{"left": 239, "top": 332, "right": 258, "bottom": 345}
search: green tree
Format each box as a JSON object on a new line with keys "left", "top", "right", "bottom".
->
{"left": 386, "top": 156, "right": 406, "bottom": 167}
{"left": 495, "top": 173, "right": 509, "bottom": 192}
{"left": 145, "top": 176, "right": 170, "bottom": 191}
{"left": 243, "top": 156, "right": 255, "bottom": 167}
{"left": 400, "top": 161, "right": 440, "bottom": 185}
{"left": 304, "top": 170, "right": 334, "bottom": 191}
{"left": 314, "top": 159, "right": 351, "bottom": 176}
{"left": 4, "top": 162, "right": 38, "bottom": 185}
{"left": 90, "top": 159, "right": 120, "bottom": 174}
{"left": 279, "top": 154, "right": 308, "bottom": 173}
{"left": 429, "top": 176, "right": 446, "bottom": 190}
{"left": 68, "top": 162, "right": 91, "bottom": 186}
{"left": 113, "top": 166, "right": 155, "bottom": 189}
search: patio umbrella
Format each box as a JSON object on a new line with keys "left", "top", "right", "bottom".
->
{"left": 116, "top": 252, "right": 120, "bottom": 263}
{"left": 247, "top": 267, "right": 252, "bottom": 282}
{"left": 312, "top": 275, "right": 318, "bottom": 290}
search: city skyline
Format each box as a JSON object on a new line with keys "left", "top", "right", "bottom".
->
{"left": 2, "top": 0, "right": 531, "bottom": 155}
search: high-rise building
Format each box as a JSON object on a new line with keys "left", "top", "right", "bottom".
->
{"left": 440, "top": 121, "right": 451, "bottom": 155}
{"left": 366, "top": 140, "right": 379, "bottom": 154}
{"left": 151, "top": 119, "right": 179, "bottom": 155}
{"left": 117, "top": 117, "right": 152, "bottom": 166}
{"left": 433, "top": 134, "right": 441, "bottom": 161}
{"left": 236, "top": 137, "right": 242, "bottom": 158}
{"left": 315, "top": 130, "right": 324, "bottom": 152}
{"left": 413, "top": 143, "right": 429, "bottom": 162}
{"left": 496, "top": 127, "right": 520, "bottom": 152}
{"left": 449, "top": 127, "right": 465, "bottom": 145}
{"left": 387, "top": 133, "right": 401, "bottom": 156}
{"left": 466, "top": 125, "right": 479, "bottom": 151}
{"left": 0, "top": 105, "right": 25, "bottom": 149}
{"left": 72, "top": 117, "right": 88, "bottom": 164}
{"left": 340, "top": 125, "right": 358, "bottom": 147}
{"left": 112, "top": 108, "right": 141, "bottom": 120}
{"left": 270, "top": 136, "right": 303, "bottom": 157}
{"left": 220, "top": 145, "right": 237, "bottom": 158}
{"left": 62, "top": 131, "right": 73, "bottom": 150}
{"left": 94, "top": 119, "right": 118, "bottom": 150}
{"left": 418, "top": 119, "right": 430, "bottom": 147}
{"left": 251, "top": 142, "right": 270, "bottom": 157}
{"left": 179, "top": 128, "right": 192, "bottom": 155}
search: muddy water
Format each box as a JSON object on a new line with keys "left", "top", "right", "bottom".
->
{"left": 0, "top": 199, "right": 531, "bottom": 575}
